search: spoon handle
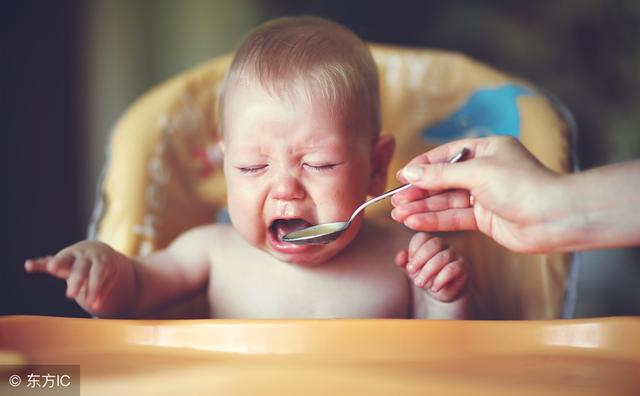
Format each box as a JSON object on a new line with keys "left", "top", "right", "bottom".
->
{"left": 348, "top": 147, "right": 469, "bottom": 223}
{"left": 348, "top": 184, "right": 410, "bottom": 222}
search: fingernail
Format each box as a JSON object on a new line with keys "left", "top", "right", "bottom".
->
{"left": 403, "top": 165, "right": 424, "bottom": 182}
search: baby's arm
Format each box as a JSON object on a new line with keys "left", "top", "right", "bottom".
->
{"left": 395, "top": 232, "right": 469, "bottom": 319}
{"left": 25, "top": 226, "right": 212, "bottom": 318}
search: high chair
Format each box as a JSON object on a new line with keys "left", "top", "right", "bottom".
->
{"left": 88, "top": 44, "right": 575, "bottom": 320}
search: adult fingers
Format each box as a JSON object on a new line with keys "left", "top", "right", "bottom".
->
{"left": 404, "top": 138, "right": 486, "bottom": 168}
{"left": 401, "top": 160, "right": 480, "bottom": 192}
{"left": 391, "top": 190, "right": 472, "bottom": 223}
{"left": 402, "top": 208, "right": 478, "bottom": 232}
{"left": 390, "top": 185, "right": 431, "bottom": 206}
{"left": 396, "top": 137, "right": 497, "bottom": 188}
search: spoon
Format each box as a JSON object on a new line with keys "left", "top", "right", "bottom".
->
{"left": 281, "top": 148, "right": 469, "bottom": 245}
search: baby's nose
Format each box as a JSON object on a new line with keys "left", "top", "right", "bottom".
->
{"left": 270, "top": 172, "right": 306, "bottom": 201}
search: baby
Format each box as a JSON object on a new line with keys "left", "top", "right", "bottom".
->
{"left": 25, "top": 16, "right": 469, "bottom": 319}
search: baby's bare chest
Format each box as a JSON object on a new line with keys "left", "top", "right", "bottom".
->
{"left": 206, "top": 250, "right": 411, "bottom": 318}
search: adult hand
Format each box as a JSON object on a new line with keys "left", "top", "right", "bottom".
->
{"left": 391, "top": 136, "right": 565, "bottom": 253}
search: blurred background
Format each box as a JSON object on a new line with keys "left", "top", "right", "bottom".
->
{"left": 3, "top": 0, "right": 639, "bottom": 317}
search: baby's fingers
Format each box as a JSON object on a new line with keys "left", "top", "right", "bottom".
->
{"left": 86, "top": 262, "right": 113, "bottom": 309}
{"left": 431, "top": 260, "right": 466, "bottom": 292}
{"left": 408, "top": 232, "right": 431, "bottom": 257}
{"left": 24, "top": 256, "right": 54, "bottom": 273}
{"left": 430, "top": 260, "right": 468, "bottom": 302}
{"left": 47, "top": 253, "right": 75, "bottom": 279}
{"left": 395, "top": 250, "right": 409, "bottom": 268}
{"left": 25, "top": 255, "right": 74, "bottom": 280}
{"left": 65, "top": 259, "right": 90, "bottom": 299}
{"left": 413, "top": 248, "right": 455, "bottom": 288}
{"left": 407, "top": 235, "right": 444, "bottom": 275}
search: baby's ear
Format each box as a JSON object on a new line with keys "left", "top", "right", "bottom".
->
{"left": 368, "top": 134, "right": 395, "bottom": 196}
{"left": 217, "top": 140, "right": 227, "bottom": 175}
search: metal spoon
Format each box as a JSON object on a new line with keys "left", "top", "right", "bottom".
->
{"left": 281, "top": 148, "right": 469, "bottom": 245}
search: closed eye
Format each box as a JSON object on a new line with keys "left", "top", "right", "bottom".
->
{"left": 304, "top": 163, "right": 337, "bottom": 172}
{"left": 237, "top": 165, "right": 267, "bottom": 175}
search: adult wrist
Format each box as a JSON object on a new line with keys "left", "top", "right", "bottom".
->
{"left": 542, "top": 172, "right": 604, "bottom": 252}
{"left": 547, "top": 173, "right": 581, "bottom": 251}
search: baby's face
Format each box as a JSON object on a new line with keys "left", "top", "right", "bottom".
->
{"left": 222, "top": 83, "right": 374, "bottom": 266}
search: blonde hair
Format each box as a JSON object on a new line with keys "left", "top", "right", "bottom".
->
{"left": 219, "top": 16, "right": 380, "bottom": 142}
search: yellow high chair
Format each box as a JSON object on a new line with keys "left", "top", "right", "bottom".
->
{"left": 88, "top": 44, "right": 575, "bottom": 320}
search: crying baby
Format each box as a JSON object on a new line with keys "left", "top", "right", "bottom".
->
{"left": 25, "top": 16, "right": 470, "bottom": 320}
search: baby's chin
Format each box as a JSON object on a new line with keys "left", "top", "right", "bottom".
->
{"left": 267, "top": 226, "right": 361, "bottom": 267}
{"left": 268, "top": 245, "right": 345, "bottom": 267}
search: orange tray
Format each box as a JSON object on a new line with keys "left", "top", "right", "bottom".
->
{"left": 1, "top": 316, "right": 639, "bottom": 395}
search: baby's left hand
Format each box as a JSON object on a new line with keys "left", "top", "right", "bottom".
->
{"left": 395, "top": 232, "right": 468, "bottom": 302}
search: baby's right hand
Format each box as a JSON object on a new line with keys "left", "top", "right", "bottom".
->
{"left": 25, "top": 241, "right": 131, "bottom": 313}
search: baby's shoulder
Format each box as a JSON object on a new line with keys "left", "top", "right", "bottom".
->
{"left": 172, "top": 223, "right": 239, "bottom": 248}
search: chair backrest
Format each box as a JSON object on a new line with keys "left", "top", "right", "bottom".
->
{"left": 89, "top": 44, "right": 572, "bottom": 319}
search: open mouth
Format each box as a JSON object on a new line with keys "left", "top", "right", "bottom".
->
{"left": 270, "top": 218, "right": 313, "bottom": 242}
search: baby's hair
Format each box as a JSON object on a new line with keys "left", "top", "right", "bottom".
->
{"left": 219, "top": 16, "right": 380, "bottom": 142}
